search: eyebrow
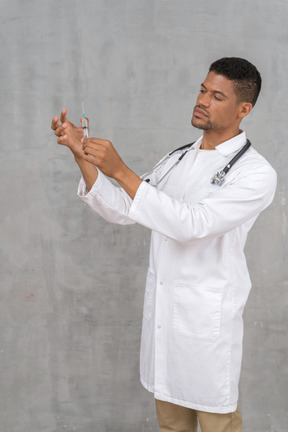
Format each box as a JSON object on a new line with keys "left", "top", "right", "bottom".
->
{"left": 201, "top": 83, "right": 227, "bottom": 98}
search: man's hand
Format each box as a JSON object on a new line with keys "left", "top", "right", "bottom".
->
{"left": 51, "top": 109, "right": 142, "bottom": 198}
{"left": 51, "top": 109, "right": 87, "bottom": 160}
{"left": 51, "top": 109, "right": 99, "bottom": 190}
{"left": 51, "top": 109, "right": 85, "bottom": 141}
{"left": 81, "top": 138, "right": 126, "bottom": 179}
{"left": 82, "top": 137, "right": 142, "bottom": 199}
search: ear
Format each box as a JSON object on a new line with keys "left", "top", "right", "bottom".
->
{"left": 239, "top": 102, "right": 253, "bottom": 119}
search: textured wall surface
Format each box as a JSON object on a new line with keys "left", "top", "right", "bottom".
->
{"left": 0, "top": 1, "right": 287, "bottom": 431}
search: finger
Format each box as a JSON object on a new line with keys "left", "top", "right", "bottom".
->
{"left": 82, "top": 141, "right": 100, "bottom": 154}
{"left": 83, "top": 144, "right": 98, "bottom": 156}
{"left": 60, "top": 109, "right": 68, "bottom": 124}
{"left": 51, "top": 116, "right": 59, "bottom": 131}
{"left": 57, "top": 135, "right": 68, "bottom": 145}
{"left": 54, "top": 124, "right": 67, "bottom": 137}
{"left": 82, "top": 137, "right": 107, "bottom": 148}
{"left": 83, "top": 153, "right": 98, "bottom": 165}
{"left": 81, "top": 139, "right": 99, "bottom": 157}
{"left": 54, "top": 126, "right": 62, "bottom": 137}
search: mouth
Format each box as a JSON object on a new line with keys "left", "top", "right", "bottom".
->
{"left": 193, "top": 107, "right": 208, "bottom": 118}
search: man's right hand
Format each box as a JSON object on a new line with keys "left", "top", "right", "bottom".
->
{"left": 51, "top": 109, "right": 99, "bottom": 190}
{"left": 51, "top": 109, "right": 87, "bottom": 160}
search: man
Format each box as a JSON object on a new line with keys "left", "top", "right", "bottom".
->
{"left": 51, "top": 57, "right": 277, "bottom": 432}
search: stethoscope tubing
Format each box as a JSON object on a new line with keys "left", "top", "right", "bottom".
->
{"left": 142, "top": 142, "right": 195, "bottom": 185}
{"left": 143, "top": 140, "right": 251, "bottom": 187}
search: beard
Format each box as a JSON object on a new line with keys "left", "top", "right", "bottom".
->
{"left": 191, "top": 106, "right": 214, "bottom": 130}
{"left": 191, "top": 117, "right": 213, "bottom": 130}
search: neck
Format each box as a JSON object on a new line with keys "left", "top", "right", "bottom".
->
{"left": 200, "top": 128, "right": 241, "bottom": 150}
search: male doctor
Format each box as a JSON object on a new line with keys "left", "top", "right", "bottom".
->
{"left": 51, "top": 57, "right": 277, "bottom": 432}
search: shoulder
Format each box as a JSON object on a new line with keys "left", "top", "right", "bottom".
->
{"left": 236, "top": 146, "right": 277, "bottom": 179}
{"left": 224, "top": 146, "right": 277, "bottom": 200}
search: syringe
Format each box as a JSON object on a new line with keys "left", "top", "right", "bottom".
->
{"left": 81, "top": 102, "right": 89, "bottom": 138}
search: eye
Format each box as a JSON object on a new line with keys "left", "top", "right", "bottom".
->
{"left": 214, "top": 94, "right": 222, "bottom": 101}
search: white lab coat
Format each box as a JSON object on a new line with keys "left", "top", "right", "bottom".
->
{"left": 78, "top": 131, "right": 277, "bottom": 414}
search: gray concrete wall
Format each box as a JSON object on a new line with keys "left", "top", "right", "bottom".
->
{"left": 0, "top": 0, "right": 287, "bottom": 431}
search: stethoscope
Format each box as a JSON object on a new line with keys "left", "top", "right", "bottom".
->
{"left": 142, "top": 139, "right": 251, "bottom": 187}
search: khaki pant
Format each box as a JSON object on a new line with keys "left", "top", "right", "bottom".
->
{"left": 155, "top": 399, "right": 242, "bottom": 432}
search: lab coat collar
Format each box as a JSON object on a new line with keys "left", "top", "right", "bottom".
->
{"left": 195, "top": 131, "right": 247, "bottom": 157}
{"left": 216, "top": 131, "right": 247, "bottom": 156}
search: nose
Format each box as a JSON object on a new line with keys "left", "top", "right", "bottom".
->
{"left": 197, "top": 91, "right": 211, "bottom": 108}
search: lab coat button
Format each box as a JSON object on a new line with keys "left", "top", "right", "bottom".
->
{"left": 157, "top": 324, "right": 161, "bottom": 329}
{"left": 160, "top": 281, "right": 163, "bottom": 285}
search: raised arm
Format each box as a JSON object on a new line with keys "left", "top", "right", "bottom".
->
{"left": 51, "top": 109, "right": 144, "bottom": 225}
{"left": 127, "top": 162, "right": 277, "bottom": 243}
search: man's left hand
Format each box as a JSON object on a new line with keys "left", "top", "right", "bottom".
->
{"left": 82, "top": 137, "right": 143, "bottom": 199}
{"left": 82, "top": 137, "right": 126, "bottom": 180}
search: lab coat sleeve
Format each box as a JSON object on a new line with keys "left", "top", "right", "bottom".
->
{"left": 77, "top": 151, "right": 173, "bottom": 225}
{"left": 77, "top": 169, "right": 136, "bottom": 225}
{"left": 128, "top": 163, "right": 277, "bottom": 243}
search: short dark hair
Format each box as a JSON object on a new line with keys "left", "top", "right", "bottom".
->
{"left": 209, "top": 57, "right": 262, "bottom": 106}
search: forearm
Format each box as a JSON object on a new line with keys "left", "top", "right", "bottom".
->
{"left": 75, "top": 156, "right": 99, "bottom": 191}
{"left": 78, "top": 168, "right": 136, "bottom": 225}
{"left": 81, "top": 137, "right": 142, "bottom": 198}
{"left": 114, "top": 164, "right": 143, "bottom": 199}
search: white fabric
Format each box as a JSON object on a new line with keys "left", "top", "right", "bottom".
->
{"left": 78, "top": 131, "right": 277, "bottom": 414}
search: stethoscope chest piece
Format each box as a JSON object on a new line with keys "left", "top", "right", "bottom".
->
{"left": 211, "top": 170, "right": 226, "bottom": 186}
{"left": 210, "top": 140, "right": 251, "bottom": 187}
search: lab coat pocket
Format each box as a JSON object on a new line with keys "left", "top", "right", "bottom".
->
{"left": 173, "top": 283, "right": 223, "bottom": 342}
{"left": 143, "top": 269, "right": 155, "bottom": 321}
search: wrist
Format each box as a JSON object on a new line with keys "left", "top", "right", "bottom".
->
{"left": 74, "top": 155, "right": 87, "bottom": 166}
{"left": 74, "top": 156, "right": 99, "bottom": 191}
{"left": 114, "top": 165, "right": 142, "bottom": 199}
{"left": 113, "top": 163, "right": 130, "bottom": 184}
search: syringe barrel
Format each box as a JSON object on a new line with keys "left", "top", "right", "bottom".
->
{"left": 82, "top": 118, "right": 89, "bottom": 138}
